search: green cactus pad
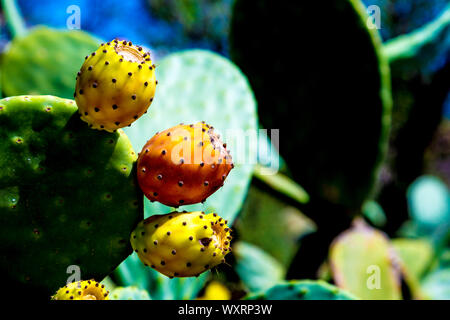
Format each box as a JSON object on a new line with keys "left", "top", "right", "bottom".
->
{"left": 124, "top": 49, "right": 257, "bottom": 222}
{"left": 245, "top": 280, "right": 357, "bottom": 300}
{"left": 0, "top": 26, "right": 99, "bottom": 99}
{"left": 233, "top": 242, "right": 285, "bottom": 293}
{"left": 0, "top": 95, "right": 143, "bottom": 295}
{"left": 118, "top": 49, "right": 257, "bottom": 299}
{"left": 230, "top": 0, "right": 392, "bottom": 210}
{"left": 109, "top": 286, "right": 151, "bottom": 300}
{"left": 329, "top": 219, "right": 402, "bottom": 299}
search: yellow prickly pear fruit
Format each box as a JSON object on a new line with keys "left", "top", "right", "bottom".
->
{"left": 74, "top": 39, "right": 157, "bottom": 132}
{"left": 130, "top": 211, "right": 232, "bottom": 278}
{"left": 197, "top": 281, "right": 231, "bottom": 300}
{"left": 51, "top": 280, "right": 109, "bottom": 300}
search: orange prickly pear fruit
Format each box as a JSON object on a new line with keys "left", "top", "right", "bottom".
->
{"left": 137, "top": 122, "right": 233, "bottom": 207}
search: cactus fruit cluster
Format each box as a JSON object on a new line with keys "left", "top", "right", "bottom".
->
{"left": 75, "top": 40, "right": 157, "bottom": 132}
{"left": 137, "top": 122, "right": 233, "bottom": 207}
{"left": 130, "top": 211, "right": 232, "bottom": 278}
{"left": 51, "top": 280, "right": 109, "bottom": 300}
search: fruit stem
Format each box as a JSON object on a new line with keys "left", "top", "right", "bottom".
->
{"left": 2, "top": 0, "right": 27, "bottom": 39}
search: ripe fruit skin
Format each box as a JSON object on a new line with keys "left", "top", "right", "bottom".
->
{"left": 51, "top": 280, "right": 109, "bottom": 300}
{"left": 130, "top": 211, "right": 232, "bottom": 278}
{"left": 75, "top": 39, "right": 156, "bottom": 132}
{"left": 137, "top": 122, "right": 233, "bottom": 207}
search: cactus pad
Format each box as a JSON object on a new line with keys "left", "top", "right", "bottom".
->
{"left": 75, "top": 40, "right": 157, "bottom": 132}
{"left": 137, "top": 122, "right": 233, "bottom": 207}
{"left": 329, "top": 219, "right": 402, "bottom": 299}
{"left": 130, "top": 211, "right": 231, "bottom": 278}
{"left": 1, "top": 26, "right": 99, "bottom": 99}
{"left": 246, "top": 280, "right": 357, "bottom": 300}
{"left": 123, "top": 49, "right": 257, "bottom": 222}
{"left": 0, "top": 95, "right": 143, "bottom": 294}
{"left": 230, "top": 0, "right": 392, "bottom": 210}
{"left": 51, "top": 280, "right": 109, "bottom": 300}
{"left": 109, "top": 286, "right": 151, "bottom": 300}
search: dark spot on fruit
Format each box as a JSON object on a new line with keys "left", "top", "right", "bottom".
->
{"left": 79, "top": 89, "right": 83, "bottom": 94}
{"left": 105, "top": 61, "right": 109, "bottom": 65}
{"left": 92, "top": 82, "right": 97, "bottom": 88}
{"left": 128, "top": 72, "right": 132, "bottom": 76}
{"left": 187, "top": 262, "right": 191, "bottom": 267}
{"left": 144, "top": 81, "right": 148, "bottom": 86}
{"left": 178, "top": 181, "right": 183, "bottom": 187}
{"left": 153, "top": 192, "right": 158, "bottom": 196}
{"left": 112, "top": 104, "right": 118, "bottom": 109}
{"left": 204, "top": 181, "right": 209, "bottom": 186}
{"left": 189, "top": 236, "right": 193, "bottom": 241}
{"left": 88, "top": 66, "right": 93, "bottom": 71}
{"left": 132, "top": 95, "right": 136, "bottom": 100}
{"left": 115, "top": 122, "right": 120, "bottom": 126}
{"left": 157, "top": 174, "right": 162, "bottom": 180}
{"left": 161, "top": 260, "right": 165, "bottom": 265}
{"left": 112, "top": 78, "right": 116, "bottom": 83}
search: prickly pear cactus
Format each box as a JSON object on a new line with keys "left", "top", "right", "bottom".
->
{"left": 51, "top": 280, "right": 109, "bottom": 300}
{"left": 230, "top": 0, "right": 392, "bottom": 210}
{"left": 0, "top": 95, "right": 143, "bottom": 295}
{"left": 118, "top": 49, "right": 257, "bottom": 299}
{"left": 0, "top": 26, "right": 99, "bottom": 99}
{"left": 75, "top": 40, "right": 157, "bottom": 132}
{"left": 245, "top": 280, "right": 357, "bottom": 300}
{"left": 109, "top": 286, "right": 151, "bottom": 300}
{"left": 137, "top": 122, "right": 233, "bottom": 207}
{"left": 329, "top": 219, "right": 402, "bottom": 299}
{"left": 130, "top": 211, "right": 232, "bottom": 278}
